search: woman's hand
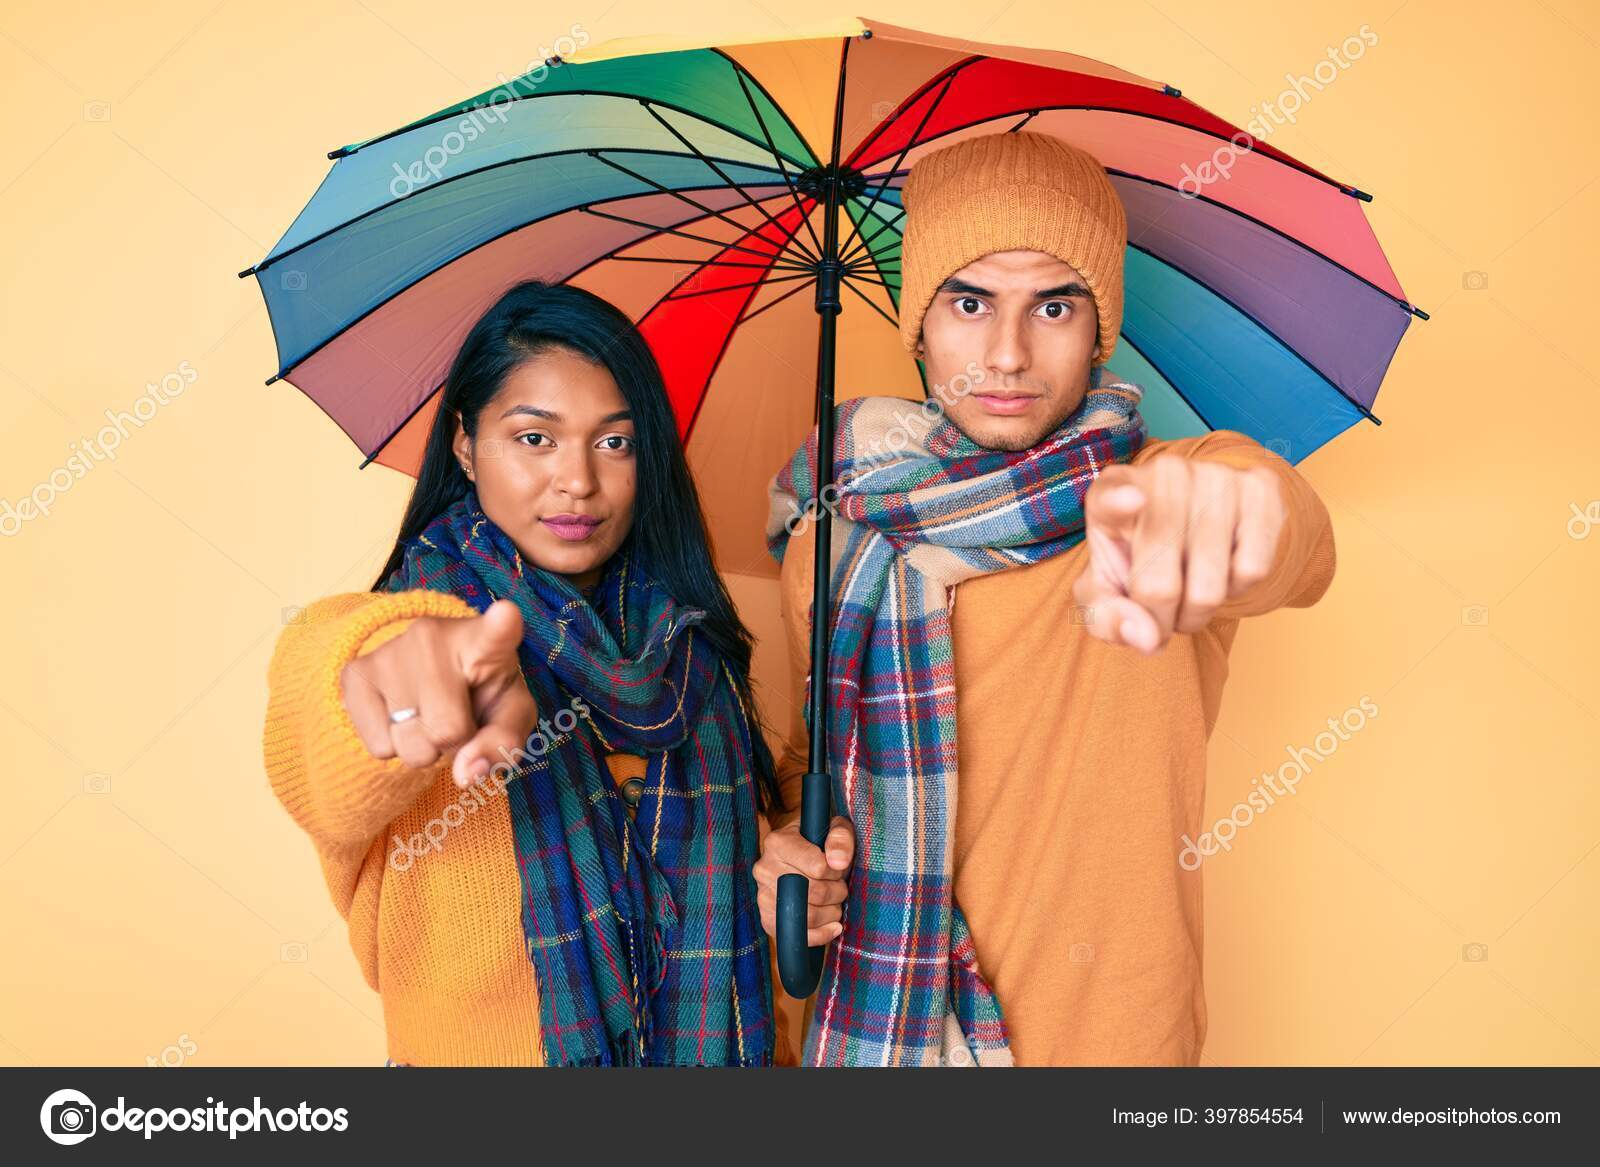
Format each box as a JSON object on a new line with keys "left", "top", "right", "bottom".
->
{"left": 754, "top": 816, "right": 856, "bottom": 946}
{"left": 338, "top": 599, "right": 540, "bottom": 787}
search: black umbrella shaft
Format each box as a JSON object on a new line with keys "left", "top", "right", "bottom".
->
{"left": 808, "top": 265, "right": 841, "bottom": 771}
{"left": 775, "top": 171, "right": 846, "bottom": 1000}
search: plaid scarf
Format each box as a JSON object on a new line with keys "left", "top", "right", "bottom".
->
{"left": 383, "top": 490, "right": 773, "bottom": 1066}
{"left": 765, "top": 368, "right": 1147, "bottom": 1066}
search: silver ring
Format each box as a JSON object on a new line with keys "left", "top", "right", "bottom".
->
{"left": 388, "top": 707, "right": 420, "bottom": 726}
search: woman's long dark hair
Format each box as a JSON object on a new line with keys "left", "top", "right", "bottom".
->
{"left": 372, "top": 279, "right": 779, "bottom": 810}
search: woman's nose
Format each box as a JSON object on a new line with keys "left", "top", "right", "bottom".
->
{"left": 553, "top": 450, "right": 599, "bottom": 498}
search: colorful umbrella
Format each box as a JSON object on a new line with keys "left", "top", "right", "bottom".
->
{"left": 240, "top": 15, "right": 1421, "bottom": 997}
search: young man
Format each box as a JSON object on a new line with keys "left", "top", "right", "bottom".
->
{"left": 757, "top": 131, "right": 1336, "bottom": 1066}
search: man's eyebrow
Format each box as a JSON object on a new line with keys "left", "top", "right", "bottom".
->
{"left": 937, "top": 277, "right": 1091, "bottom": 299}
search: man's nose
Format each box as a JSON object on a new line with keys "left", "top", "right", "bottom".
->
{"left": 985, "top": 309, "right": 1030, "bottom": 376}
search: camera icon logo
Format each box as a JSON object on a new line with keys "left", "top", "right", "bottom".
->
{"left": 40, "top": 1088, "right": 97, "bottom": 1145}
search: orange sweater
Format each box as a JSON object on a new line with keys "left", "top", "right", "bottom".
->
{"left": 264, "top": 589, "right": 543, "bottom": 1065}
{"left": 264, "top": 589, "right": 797, "bottom": 1066}
{"left": 771, "top": 430, "right": 1336, "bottom": 1065}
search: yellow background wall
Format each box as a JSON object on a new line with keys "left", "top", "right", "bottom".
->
{"left": 1, "top": 0, "right": 1595, "bottom": 1066}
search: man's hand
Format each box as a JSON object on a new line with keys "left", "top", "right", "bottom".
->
{"left": 754, "top": 816, "right": 855, "bottom": 947}
{"left": 339, "top": 599, "right": 540, "bottom": 787}
{"left": 1073, "top": 456, "right": 1286, "bottom": 653}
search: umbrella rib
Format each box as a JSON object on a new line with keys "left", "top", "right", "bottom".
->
{"left": 838, "top": 205, "right": 906, "bottom": 270}
{"left": 1125, "top": 239, "right": 1384, "bottom": 424}
{"left": 850, "top": 102, "right": 1354, "bottom": 201}
{"left": 264, "top": 179, "right": 794, "bottom": 381}
{"left": 332, "top": 88, "right": 814, "bottom": 175}
{"left": 735, "top": 277, "right": 812, "bottom": 325}
{"left": 839, "top": 273, "right": 900, "bottom": 329}
{"left": 843, "top": 57, "right": 982, "bottom": 176}
{"left": 1110, "top": 169, "right": 1415, "bottom": 314}
{"left": 358, "top": 380, "right": 443, "bottom": 469}
{"left": 840, "top": 270, "right": 898, "bottom": 291}
{"left": 639, "top": 100, "right": 821, "bottom": 267}
{"left": 247, "top": 146, "right": 797, "bottom": 276}
{"left": 836, "top": 70, "right": 958, "bottom": 265}
{"left": 842, "top": 160, "right": 1416, "bottom": 320}
{"left": 588, "top": 149, "right": 810, "bottom": 272}
{"left": 664, "top": 271, "right": 815, "bottom": 301}
{"left": 580, "top": 204, "right": 818, "bottom": 269}
{"left": 1113, "top": 331, "right": 1219, "bottom": 432}
{"left": 729, "top": 63, "right": 828, "bottom": 263}
{"left": 607, "top": 253, "right": 815, "bottom": 273}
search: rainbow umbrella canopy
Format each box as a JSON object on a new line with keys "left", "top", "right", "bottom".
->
{"left": 242, "top": 15, "right": 1421, "bottom": 584}
{"left": 241, "top": 16, "right": 1419, "bottom": 994}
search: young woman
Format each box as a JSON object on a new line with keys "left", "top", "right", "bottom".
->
{"left": 263, "top": 280, "right": 781, "bottom": 1066}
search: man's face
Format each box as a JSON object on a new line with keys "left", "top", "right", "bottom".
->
{"left": 916, "top": 249, "right": 1103, "bottom": 452}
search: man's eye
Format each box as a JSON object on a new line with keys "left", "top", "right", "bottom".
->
{"left": 516, "top": 432, "right": 552, "bottom": 447}
{"left": 597, "top": 434, "right": 635, "bottom": 452}
{"left": 1037, "top": 300, "right": 1070, "bottom": 319}
{"left": 956, "top": 296, "right": 985, "bottom": 315}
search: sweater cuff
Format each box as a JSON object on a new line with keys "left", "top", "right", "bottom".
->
{"left": 315, "top": 589, "right": 480, "bottom": 768}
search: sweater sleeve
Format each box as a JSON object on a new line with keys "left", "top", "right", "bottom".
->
{"left": 1139, "top": 429, "right": 1337, "bottom": 621}
{"left": 263, "top": 588, "right": 481, "bottom": 858}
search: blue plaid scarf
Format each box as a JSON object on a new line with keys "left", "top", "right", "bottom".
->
{"left": 383, "top": 490, "right": 773, "bottom": 1066}
{"left": 765, "top": 369, "right": 1147, "bottom": 1066}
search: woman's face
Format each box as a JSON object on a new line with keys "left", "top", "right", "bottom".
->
{"left": 453, "top": 346, "right": 637, "bottom": 590}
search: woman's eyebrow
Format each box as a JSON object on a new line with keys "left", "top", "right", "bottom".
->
{"left": 497, "top": 405, "right": 633, "bottom": 422}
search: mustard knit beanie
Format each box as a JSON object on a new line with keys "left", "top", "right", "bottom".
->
{"left": 896, "top": 131, "right": 1127, "bottom": 366}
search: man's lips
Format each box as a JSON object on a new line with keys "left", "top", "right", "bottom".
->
{"left": 972, "top": 391, "right": 1041, "bottom": 417}
{"left": 541, "top": 514, "right": 602, "bottom": 542}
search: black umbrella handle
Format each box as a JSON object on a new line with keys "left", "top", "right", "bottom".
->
{"left": 776, "top": 769, "right": 832, "bottom": 997}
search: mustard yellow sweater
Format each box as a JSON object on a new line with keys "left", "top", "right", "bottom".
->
{"left": 264, "top": 590, "right": 801, "bottom": 1066}
{"left": 264, "top": 589, "right": 554, "bottom": 1064}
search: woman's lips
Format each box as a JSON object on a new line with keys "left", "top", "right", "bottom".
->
{"left": 541, "top": 515, "right": 602, "bottom": 542}
{"left": 973, "top": 392, "right": 1039, "bottom": 416}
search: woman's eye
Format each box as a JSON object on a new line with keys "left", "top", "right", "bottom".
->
{"left": 1036, "top": 300, "right": 1070, "bottom": 320}
{"left": 597, "top": 434, "right": 635, "bottom": 453}
{"left": 516, "top": 432, "right": 552, "bottom": 447}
